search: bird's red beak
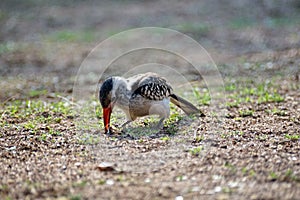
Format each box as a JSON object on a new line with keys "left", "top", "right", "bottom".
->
{"left": 103, "top": 105, "right": 112, "bottom": 134}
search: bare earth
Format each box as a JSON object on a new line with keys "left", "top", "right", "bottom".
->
{"left": 0, "top": 1, "right": 300, "bottom": 199}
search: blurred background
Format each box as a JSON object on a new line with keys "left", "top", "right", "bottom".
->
{"left": 0, "top": 0, "right": 299, "bottom": 99}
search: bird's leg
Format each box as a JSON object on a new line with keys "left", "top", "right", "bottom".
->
{"left": 154, "top": 117, "right": 165, "bottom": 130}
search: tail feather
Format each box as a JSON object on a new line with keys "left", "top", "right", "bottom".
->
{"left": 170, "top": 94, "right": 205, "bottom": 116}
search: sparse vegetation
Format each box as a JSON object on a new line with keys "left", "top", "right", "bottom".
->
{"left": 284, "top": 134, "right": 300, "bottom": 141}
{"left": 46, "top": 29, "right": 97, "bottom": 43}
{"left": 189, "top": 146, "right": 203, "bottom": 156}
{"left": 1, "top": 0, "right": 300, "bottom": 199}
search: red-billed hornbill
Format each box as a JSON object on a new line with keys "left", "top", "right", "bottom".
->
{"left": 99, "top": 72, "right": 204, "bottom": 134}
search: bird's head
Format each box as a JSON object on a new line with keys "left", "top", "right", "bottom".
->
{"left": 99, "top": 77, "right": 115, "bottom": 134}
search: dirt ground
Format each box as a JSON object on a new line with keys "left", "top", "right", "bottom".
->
{"left": 1, "top": 1, "right": 300, "bottom": 199}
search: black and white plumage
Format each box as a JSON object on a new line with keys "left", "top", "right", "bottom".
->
{"left": 99, "top": 72, "right": 204, "bottom": 133}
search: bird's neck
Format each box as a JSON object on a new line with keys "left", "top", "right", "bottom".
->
{"left": 113, "top": 77, "right": 131, "bottom": 107}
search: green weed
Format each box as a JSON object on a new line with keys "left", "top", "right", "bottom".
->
{"left": 224, "top": 162, "right": 237, "bottom": 173}
{"left": 193, "top": 135, "right": 204, "bottom": 143}
{"left": 174, "top": 22, "right": 210, "bottom": 36}
{"left": 225, "top": 83, "right": 237, "bottom": 92}
{"left": 284, "top": 134, "right": 300, "bottom": 141}
{"left": 241, "top": 167, "right": 248, "bottom": 174}
{"left": 226, "top": 80, "right": 284, "bottom": 107}
{"left": 98, "top": 179, "right": 106, "bottom": 185}
{"left": 249, "top": 169, "right": 256, "bottom": 177}
{"left": 78, "top": 133, "right": 100, "bottom": 145}
{"left": 284, "top": 169, "right": 299, "bottom": 182}
{"left": 229, "top": 17, "right": 256, "bottom": 29}
{"left": 266, "top": 108, "right": 287, "bottom": 116}
{"left": 269, "top": 172, "right": 278, "bottom": 180}
{"left": 239, "top": 109, "right": 254, "bottom": 117}
{"left": 0, "top": 42, "right": 17, "bottom": 55}
{"left": 73, "top": 180, "right": 88, "bottom": 188}
{"left": 160, "top": 136, "right": 170, "bottom": 141}
{"left": 189, "top": 146, "right": 203, "bottom": 156}
{"left": 70, "top": 195, "right": 82, "bottom": 200}
{"left": 28, "top": 89, "right": 48, "bottom": 98}
{"left": 39, "top": 133, "right": 47, "bottom": 141}
{"left": 221, "top": 131, "right": 244, "bottom": 138}
{"left": 46, "top": 29, "right": 97, "bottom": 43}
{"left": 193, "top": 88, "right": 210, "bottom": 105}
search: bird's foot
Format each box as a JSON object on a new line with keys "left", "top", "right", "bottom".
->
{"left": 153, "top": 118, "right": 165, "bottom": 130}
{"left": 104, "top": 125, "right": 121, "bottom": 135}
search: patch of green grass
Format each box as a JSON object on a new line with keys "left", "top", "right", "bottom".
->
{"left": 160, "top": 136, "right": 170, "bottom": 141}
{"left": 73, "top": 180, "right": 88, "bottom": 188}
{"left": 269, "top": 172, "right": 278, "bottom": 180}
{"left": 23, "top": 121, "right": 37, "bottom": 133}
{"left": 0, "top": 10, "right": 7, "bottom": 21}
{"left": 263, "top": 16, "right": 300, "bottom": 28}
{"left": 123, "top": 126, "right": 157, "bottom": 138}
{"left": 46, "top": 29, "right": 97, "bottom": 43}
{"left": 241, "top": 167, "right": 248, "bottom": 175}
{"left": 189, "top": 146, "right": 203, "bottom": 156}
{"left": 193, "top": 88, "right": 210, "bottom": 105}
{"left": 224, "top": 162, "right": 237, "bottom": 173}
{"left": 221, "top": 131, "right": 244, "bottom": 138}
{"left": 284, "top": 169, "right": 299, "bottom": 182}
{"left": 50, "top": 101, "right": 73, "bottom": 115}
{"left": 163, "top": 110, "right": 183, "bottom": 135}
{"left": 98, "top": 179, "right": 106, "bottom": 185}
{"left": 174, "top": 22, "right": 210, "bottom": 36}
{"left": 28, "top": 89, "right": 48, "bottom": 98}
{"left": 39, "top": 133, "right": 48, "bottom": 141}
{"left": 229, "top": 17, "right": 256, "bottom": 29}
{"left": 222, "top": 187, "right": 233, "bottom": 194}
{"left": 284, "top": 134, "right": 300, "bottom": 141}
{"left": 226, "top": 80, "right": 285, "bottom": 107}
{"left": 2, "top": 99, "right": 74, "bottom": 140}
{"left": 164, "top": 123, "right": 179, "bottom": 135}
{"left": 193, "top": 135, "right": 204, "bottom": 143}
{"left": 48, "top": 127, "right": 61, "bottom": 136}
{"left": 70, "top": 195, "right": 82, "bottom": 200}
{"left": 175, "top": 175, "right": 187, "bottom": 182}
{"left": 0, "top": 42, "right": 17, "bottom": 55}
{"left": 266, "top": 108, "right": 287, "bottom": 116}
{"left": 226, "top": 101, "right": 240, "bottom": 108}
{"left": 285, "top": 169, "right": 293, "bottom": 178}
{"left": 78, "top": 133, "right": 100, "bottom": 145}
{"left": 225, "top": 83, "right": 237, "bottom": 92}
{"left": 249, "top": 169, "right": 256, "bottom": 177}
{"left": 0, "top": 184, "right": 9, "bottom": 195}
{"left": 241, "top": 167, "right": 256, "bottom": 178}
{"left": 256, "top": 135, "right": 268, "bottom": 141}
{"left": 239, "top": 109, "right": 254, "bottom": 117}
{"left": 233, "top": 117, "right": 242, "bottom": 121}
{"left": 258, "top": 91, "right": 284, "bottom": 104}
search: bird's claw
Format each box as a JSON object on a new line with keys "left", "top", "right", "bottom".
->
{"left": 105, "top": 125, "right": 122, "bottom": 135}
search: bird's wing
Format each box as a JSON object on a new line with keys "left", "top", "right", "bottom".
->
{"left": 130, "top": 73, "right": 173, "bottom": 100}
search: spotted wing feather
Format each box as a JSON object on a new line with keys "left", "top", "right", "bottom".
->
{"left": 131, "top": 75, "right": 173, "bottom": 100}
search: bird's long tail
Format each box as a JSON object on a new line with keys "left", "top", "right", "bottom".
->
{"left": 170, "top": 94, "right": 205, "bottom": 117}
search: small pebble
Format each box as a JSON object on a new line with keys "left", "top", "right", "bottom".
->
{"left": 144, "top": 178, "right": 151, "bottom": 183}
{"left": 106, "top": 179, "right": 114, "bottom": 185}
{"left": 214, "top": 186, "right": 222, "bottom": 193}
{"left": 175, "top": 196, "right": 183, "bottom": 200}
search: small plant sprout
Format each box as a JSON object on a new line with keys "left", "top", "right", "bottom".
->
{"left": 189, "top": 146, "right": 203, "bottom": 156}
{"left": 239, "top": 109, "right": 254, "bottom": 117}
{"left": 284, "top": 134, "right": 300, "bottom": 141}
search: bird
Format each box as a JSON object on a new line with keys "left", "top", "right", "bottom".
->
{"left": 99, "top": 72, "right": 204, "bottom": 134}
